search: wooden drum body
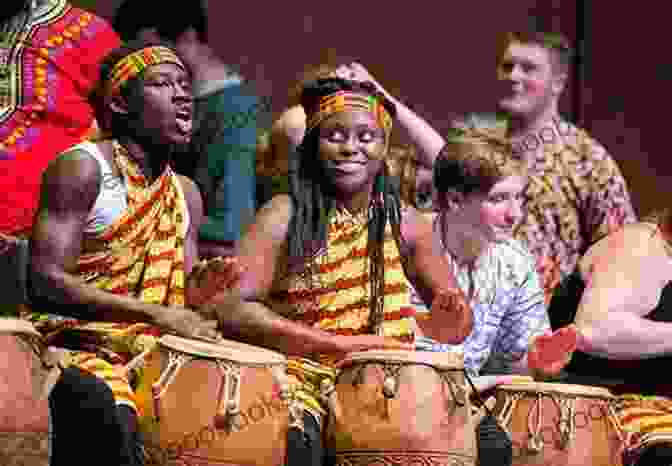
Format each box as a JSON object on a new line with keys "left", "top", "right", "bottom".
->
{"left": 0, "top": 318, "right": 57, "bottom": 466}
{"left": 135, "top": 335, "right": 290, "bottom": 466}
{"left": 324, "top": 349, "right": 476, "bottom": 466}
{"left": 494, "top": 382, "right": 627, "bottom": 466}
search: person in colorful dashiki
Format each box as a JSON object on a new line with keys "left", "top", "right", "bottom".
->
{"left": 0, "top": 0, "right": 120, "bottom": 237}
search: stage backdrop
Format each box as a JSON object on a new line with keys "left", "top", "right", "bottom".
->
{"left": 80, "top": 0, "right": 670, "bottom": 217}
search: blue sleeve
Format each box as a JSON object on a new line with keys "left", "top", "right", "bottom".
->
{"left": 193, "top": 84, "right": 262, "bottom": 242}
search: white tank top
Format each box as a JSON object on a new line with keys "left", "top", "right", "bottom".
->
{"left": 74, "top": 141, "right": 128, "bottom": 234}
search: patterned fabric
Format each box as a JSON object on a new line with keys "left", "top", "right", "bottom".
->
{"left": 266, "top": 206, "right": 416, "bottom": 425}
{"left": 305, "top": 91, "right": 392, "bottom": 137}
{"left": 106, "top": 46, "right": 184, "bottom": 98}
{"left": 28, "top": 140, "right": 189, "bottom": 412}
{"left": 616, "top": 395, "right": 672, "bottom": 462}
{"left": 0, "top": 0, "right": 120, "bottom": 234}
{"left": 412, "top": 233, "right": 548, "bottom": 376}
{"left": 455, "top": 114, "right": 637, "bottom": 303}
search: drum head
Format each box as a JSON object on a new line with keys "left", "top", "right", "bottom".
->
{"left": 341, "top": 349, "right": 464, "bottom": 370}
{"left": 158, "top": 334, "right": 286, "bottom": 365}
{"left": 497, "top": 381, "right": 614, "bottom": 399}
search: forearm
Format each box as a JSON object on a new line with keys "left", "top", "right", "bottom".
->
{"left": 578, "top": 312, "right": 672, "bottom": 359}
{"left": 204, "top": 298, "right": 343, "bottom": 357}
{"left": 29, "top": 268, "right": 164, "bottom": 324}
{"left": 386, "top": 94, "right": 445, "bottom": 170}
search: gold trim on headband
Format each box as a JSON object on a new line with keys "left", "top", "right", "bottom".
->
{"left": 106, "top": 46, "right": 185, "bottom": 98}
{"left": 305, "top": 91, "right": 393, "bottom": 135}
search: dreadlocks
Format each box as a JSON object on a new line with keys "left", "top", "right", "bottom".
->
{"left": 287, "top": 77, "right": 406, "bottom": 335}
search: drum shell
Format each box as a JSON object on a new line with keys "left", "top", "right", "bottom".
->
{"left": 493, "top": 384, "right": 625, "bottom": 466}
{"left": 136, "top": 342, "right": 289, "bottom": 466}
{"left": 0, "top": 321, "right": 51, "bottom": 466}
{"left": 325, "top": 351, "right": 476, "bottom": 465}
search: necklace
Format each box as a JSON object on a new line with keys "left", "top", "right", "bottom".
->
{"left": 0, "top": 8, "right": 31, "bottom": 107}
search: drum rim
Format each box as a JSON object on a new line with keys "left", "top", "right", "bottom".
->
{"left": 158, "top": 334, "right": 287, "bottom": 365}
{"left": 497, "top": 381, "right": 615, "bottom": 398}
{"left": 0, "top": 317, "right": 41, "bottom": 338}
{"left": 340, "top": 349, "right": 464, "bottom": 370}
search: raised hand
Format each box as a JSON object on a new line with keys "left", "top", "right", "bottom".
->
{"left": 527, "top": 324, "right": 578, "bottom": 377}
{"left": 334, "top": 63, "right": 388, "bottom": 96}
{"left": 429, "top": 288, "right": 474, "bottom": 344}
{"left": 185, "top": 256, "right": 245, "bottom": 309}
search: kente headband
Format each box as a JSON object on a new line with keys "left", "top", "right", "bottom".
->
{"left": 305, "top": 91, "right": 393, "bottom": 137}
{"left": 105, "top": 46, "right": 185, "bottom": 98}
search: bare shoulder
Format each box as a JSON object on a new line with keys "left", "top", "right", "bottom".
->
{"left": 400, "top": 205, "right": 434, "bottom": 245}
{"left": 177, "top": 174, "right": 202, "bottom": 204}
{"left": 584, "top": 222, "right": 665, "bottom": 277}
{"left": 40, "top": 148, "right": 101, "bottom": 212}
{"left": 247, "top": 194, "right": 294, "bottom": 242}
{"left": 176, "top": 174, "right": 204, "bottom": 228}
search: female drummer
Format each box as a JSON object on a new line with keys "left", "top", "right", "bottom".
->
{"left": 191, "top": 77, "right": 474, "bottom": 465}
{"left": 548, "top": 214, "right": 672, "bottom": 465}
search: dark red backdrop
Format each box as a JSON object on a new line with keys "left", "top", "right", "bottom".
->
{"left": 84, "top": 0, "right": 666, "bottom": 217}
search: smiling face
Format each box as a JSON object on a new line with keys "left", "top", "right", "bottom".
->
{"left": 478, "top": 174, "right": 525, "bottom": 237}
{"left": 124, "top": 62, "right": 194, "bottom": 146}
{"left": 317, "top": 110, "right": 386, "bottom": 197}
{"left": 496, "top": 41, "right": 563, "bottom": 119}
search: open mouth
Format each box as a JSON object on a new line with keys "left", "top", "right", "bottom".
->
{"left": 175, "top": 109, "right": 193, "bottom": 135}
{"left": 330, "top": 161, "right": 366, "bottom": 174}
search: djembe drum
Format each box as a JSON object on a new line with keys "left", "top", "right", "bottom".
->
{"left": 0, "top": 318, "right": 62, "bottom": 466}
{"left": 324, "top": 349, "right": 476, "bottom": 466}
{"left": 493, "top": 382, "right": 627, "bottom": 466}
{"left": 134, "top": 335, "right": 290, "bottom": 466}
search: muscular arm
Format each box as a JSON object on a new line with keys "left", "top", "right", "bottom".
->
{"left": 177, "top": 175, "right": 204, "bottom": 275}
{"left": 401, "top": 207, "right": 472, "bottom": 343}
{"left": 201, "top": 195, "right": 346, "bottom": 356}
{"left": 575, "top": 224, "right": 672, "bottom": 359}
{"left": 29, "top": 150, "right": 170, "bottom": 324}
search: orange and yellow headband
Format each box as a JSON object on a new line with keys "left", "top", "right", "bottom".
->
{"left": 305, "top": 91, "right": 393, "bottom": 136}
{"left": 105, "top": 46, "right": 185, "bottom": 98}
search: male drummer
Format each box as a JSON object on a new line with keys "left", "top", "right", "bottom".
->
{"left": 28, "top": 40, "right": 218, "bottom": 465}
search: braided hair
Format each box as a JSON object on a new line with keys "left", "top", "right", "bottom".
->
{"left": 287, "top": 77, "right": 406, "bottom": 335}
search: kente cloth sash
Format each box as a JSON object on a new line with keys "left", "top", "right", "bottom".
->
{"left": 266, "top": 206, "right": 416, "bottom": 425}
{"left": 29, "top": 140, "right": 189, "bottom": 412}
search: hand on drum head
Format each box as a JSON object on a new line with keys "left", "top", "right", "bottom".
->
{"left": 527, "top": 324, "right": 578, "bottom": 377}
{"left": 331, "top": 335, "right": 414, "bottom": 367}
{"left": 186, "top": 256, "right": 245, "bottom": 309}
{"left": 154, "top": 307, "right": 220, "bottom": 341}
{"left": 429, "top": 288, "right": 474, "bottom": 344}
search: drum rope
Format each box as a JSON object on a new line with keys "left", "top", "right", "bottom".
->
{"left": 606, "top": 401, "right": 628, "bottom": 447}
{"left": 496, "top": 393, "right": 521, "bottom": 436}
{"left": 527, "top": 393, "right": 544, "bottom": 453}
{"left": 152, "top": 351, "right": 192, "bottom": 399}
{"left": 440, "top": 372, "right": 464, "bottom": 407}
{"left": 18, "top": 333, "right": 63, "bottom": 400}
{"left": 550, "top": 394, "right": 576, "bottom": 449}
{"left": 215, "top": 361, "right": 242, "bottom": 432}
